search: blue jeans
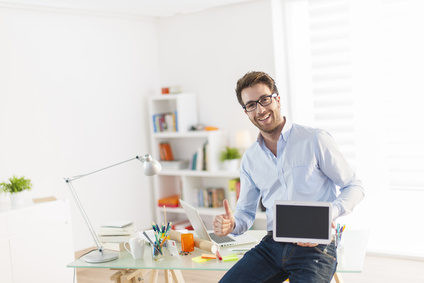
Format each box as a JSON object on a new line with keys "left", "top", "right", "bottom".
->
{"left": 219, "top": 235, "right": 337, "bottom": 283}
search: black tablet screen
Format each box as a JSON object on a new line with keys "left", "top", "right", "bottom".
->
{"left": 275, "top": 205, "right": 329, "bottom": 239}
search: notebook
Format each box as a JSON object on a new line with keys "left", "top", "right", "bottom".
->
{"left": 273, "top": 200, "right": 332, "bottom": 244}
{"left": 179, "top": 199, "right": 257, "bottom": 247}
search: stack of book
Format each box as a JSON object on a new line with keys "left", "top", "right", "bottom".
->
{"left": 97, "top": 222, "right": 136, "bottom": 251}
{"left": 197, "top": 187, "right": 225, "bottom": 208}
{"left": 159, "top": 142, "right": 174, "bottom": 161}
{"left": 152, "top": 112, "right": 177, "bottom": 132}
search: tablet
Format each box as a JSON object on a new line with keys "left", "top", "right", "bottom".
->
{"left": 273, "top": 201, "right": 332, "bottom": 244}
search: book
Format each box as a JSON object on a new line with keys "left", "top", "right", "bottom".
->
{"left": 101, "top": 221, "right": 133, "bottom": 229}
{"left": 157, "top": 195, "right": 180, "bottom": 207}
{"left": 98, "top": 224, "right": 136, "bottom": 236}
{"left": 196, "top": 147, "right": 203, "bottom": 171}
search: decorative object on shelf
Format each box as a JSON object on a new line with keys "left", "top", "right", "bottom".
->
{"left": 220, "top": 147, "right": 241, "bottom": 171}
{"left": 161, "top": 87, "right": 170, "bottom": 95}
{"left": 64, "top": 154, "right": 161, "bottom": 263}
{"left": 189, "top": 124, "right": 219, "bottom": 131}
{"left": 0, "top": 175, "right": 32, "bottom": 208}
{"left": 169, "top": 85, "right": 182, "bottom": 94}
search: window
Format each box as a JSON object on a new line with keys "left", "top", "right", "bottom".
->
{"left": 275, "top": 0, "right": 424, "bottom": 256}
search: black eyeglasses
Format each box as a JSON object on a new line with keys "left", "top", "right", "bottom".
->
{"left": 243, "top": 93, "right": 278, "bottom": 112}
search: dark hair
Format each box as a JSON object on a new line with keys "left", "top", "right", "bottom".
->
{"left": 235, "top": 71, "right": 279, "bottom": 106}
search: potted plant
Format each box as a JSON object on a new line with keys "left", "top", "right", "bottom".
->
{"left": 0, "top": 176, "right": 32, "bottom": 208}
{"left": 220, "top": 147, "right": 242, "bottom": 171}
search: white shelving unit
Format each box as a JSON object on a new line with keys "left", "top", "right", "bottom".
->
{"left": 148, "top": 93, "right": 266, "bottom": 230}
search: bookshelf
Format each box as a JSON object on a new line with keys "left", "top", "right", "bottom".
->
{"left": 148, "top": 93, "right": 266, "bottom": 230}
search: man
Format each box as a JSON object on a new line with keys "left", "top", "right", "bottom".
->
{"left": 214, "top": 71, "right": 364, "bottom": 283}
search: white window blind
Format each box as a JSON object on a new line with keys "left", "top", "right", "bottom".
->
{"left": 284, "top": 0, "right": 356, "bottom": 167}
{"left": 283, "top": 0, "right": 424, "bottom": 190}
{"left": 379, "top": 0, "right": 424, "bottom": 191}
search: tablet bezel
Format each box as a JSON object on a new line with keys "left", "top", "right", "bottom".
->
{"left": 273, "top": 200, "right": 332, "bottom": 245}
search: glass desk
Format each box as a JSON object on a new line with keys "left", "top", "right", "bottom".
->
{"left": 68, "top": 230, "right": 365, "bottom": 283}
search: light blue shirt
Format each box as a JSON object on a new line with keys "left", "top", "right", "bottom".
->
{"left": 232, "top": 119, "right": 364, "bottom": 235}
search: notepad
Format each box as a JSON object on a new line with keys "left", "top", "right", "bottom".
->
{"left": 192, "top": 256, "right": 211, "bottom": 263}
{"left": 222, "top": 254, "right": 239, "bottom": 262}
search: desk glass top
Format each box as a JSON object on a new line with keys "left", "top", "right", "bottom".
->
{"left": 67, "top": 230, "right": 361, "bottom": 273}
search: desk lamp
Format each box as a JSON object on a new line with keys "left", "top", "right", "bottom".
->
{"left": 64, "top": 154, "right": 161, "bottom": 263}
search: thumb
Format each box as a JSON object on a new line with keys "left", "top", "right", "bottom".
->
{"left": 223, "top": 199, "right": 233, "bottom": 218}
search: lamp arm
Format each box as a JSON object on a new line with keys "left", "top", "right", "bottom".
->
{"left": 66, "top": 156, "right": 144, "bottom": 182}
{"left": 65, "top": 180, "right": 103, "bottom": 251}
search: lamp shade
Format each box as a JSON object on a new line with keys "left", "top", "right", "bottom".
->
{"left": 139, "top": 154, "right": 162, "bottom": 176}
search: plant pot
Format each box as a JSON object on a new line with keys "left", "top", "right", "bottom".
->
{"left": 10, "top": 192, "right": 26, "bottom": 208}
{"left": 222, "top": 159, "right": 240, "bottom": 171}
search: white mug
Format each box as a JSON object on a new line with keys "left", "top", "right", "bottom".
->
{"left": 124, "top": 237, "right": 145, "bottom": 260}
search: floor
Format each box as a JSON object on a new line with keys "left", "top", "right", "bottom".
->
{"left": 75, "top": 253, "right": 424, "bottom": 283}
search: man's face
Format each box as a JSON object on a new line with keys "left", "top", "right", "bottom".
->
{"left": 241, "top": 83, "right": 283, "bottom": 134}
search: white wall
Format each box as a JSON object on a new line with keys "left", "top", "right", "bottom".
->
{"left": 157, "top": 0, "right": 275, "bottom": 146}
{"left": 0, "top": 6, "right": 160, "bottom": 250}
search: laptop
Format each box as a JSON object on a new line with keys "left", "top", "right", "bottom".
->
{"left": 273, "top": 200, "right": 332, "bottom": 245}
{"left": 179, "top": 199, "right": 257, "bottom": 247}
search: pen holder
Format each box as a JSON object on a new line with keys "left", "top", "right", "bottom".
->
{"left": 151, "top": 243, "right": 165, "bottom": 261}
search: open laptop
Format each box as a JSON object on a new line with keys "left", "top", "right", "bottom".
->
{"left": 273, "top": 200, "right": 332, "bottom": 244}
{"left": 179, "top": 199, "right": 257, "bottom": 247}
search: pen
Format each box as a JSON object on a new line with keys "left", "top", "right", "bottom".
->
{"left": 143, "top": 231, "right": 163, "bottom": 255}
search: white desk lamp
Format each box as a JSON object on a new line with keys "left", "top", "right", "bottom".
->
{"left": 64, "top": 154, "right": 161, "bottom": 263}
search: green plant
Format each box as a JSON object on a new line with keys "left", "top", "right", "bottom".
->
{"left": 0, "top": 176, "right": 32, "bottom": 194}
{"left": 220, "top": 147, "right": 241, "bottom": 161}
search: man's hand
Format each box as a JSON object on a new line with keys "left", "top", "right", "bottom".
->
{"left": 213, "top": 199, "right": 235, "bottom": 236}
{"left": 296, "top": 221, "right": 336, "bottom": 247}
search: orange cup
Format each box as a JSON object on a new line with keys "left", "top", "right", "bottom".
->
{"left": 181, "top": 233, "right": 194, "bottom": 252}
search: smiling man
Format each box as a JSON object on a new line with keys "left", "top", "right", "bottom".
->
{"left": 213, "top": 71, "right": 365, "bottom": 283}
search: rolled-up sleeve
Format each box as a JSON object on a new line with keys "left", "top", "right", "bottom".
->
{"left": 232, "top": 159, "right": 261, "bottom": 235}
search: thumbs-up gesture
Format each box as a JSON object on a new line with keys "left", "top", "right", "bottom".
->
{"left": 213, "top": 199, "right": 235, "bottom": 236}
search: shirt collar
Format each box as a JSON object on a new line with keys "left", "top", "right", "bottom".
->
{"left": 256, "top": 116, "right": 293, "bottom": 145}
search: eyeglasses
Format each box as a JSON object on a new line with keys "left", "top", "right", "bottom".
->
{"left": 243, "top": 93, "right": 278, "bottom": 112}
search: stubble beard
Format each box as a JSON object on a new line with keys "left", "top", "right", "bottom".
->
{"left": 252, "top": 111, "right": 283, "bottom": 134}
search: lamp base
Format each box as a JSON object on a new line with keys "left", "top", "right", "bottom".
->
{"left": 82, "top": 249, "right": 119, "bottom": 263}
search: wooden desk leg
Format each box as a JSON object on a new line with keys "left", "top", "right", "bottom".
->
{"left": 149, "top": 270, "right": 159, "bottom": 283}
{"left": 170, "top": 270, "right": 185, "bottom": 283}
{"left": 164, "top": 270, "right": 172, "bottom": 283}
{"left": 333, "top": 272, "right": 344, "bottom": 283}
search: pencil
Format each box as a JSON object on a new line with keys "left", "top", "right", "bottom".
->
{"left": 163, "top": 205, "right": 167, "bottom": 227}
